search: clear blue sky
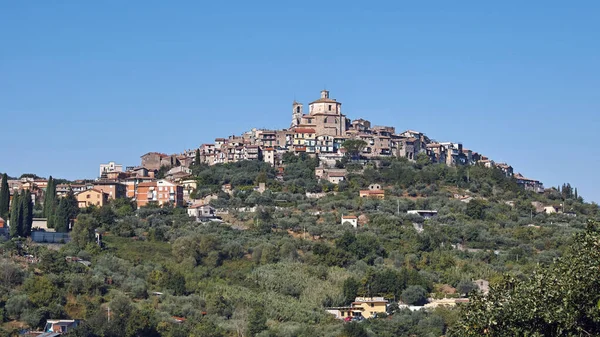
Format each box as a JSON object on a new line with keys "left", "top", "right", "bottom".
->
{"left": 1, "top": 1, "right": 599, "bottom": 202}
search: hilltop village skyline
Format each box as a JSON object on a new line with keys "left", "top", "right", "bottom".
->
{"left": 134, "top": 89, "right": 544, "bottom": 193}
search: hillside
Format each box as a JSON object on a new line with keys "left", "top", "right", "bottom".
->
{"left": 0, "top": 157, "right": 598, "bottom": 337}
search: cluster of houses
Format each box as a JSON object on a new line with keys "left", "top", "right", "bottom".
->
{"left": 1, "top": 89, "right": 544, "bottom": 222}
{"left": 152, "top": 89, "right": 543, "bottom": 192}
{"left": 3, "top": 171, "right": 187, "bottom": 210}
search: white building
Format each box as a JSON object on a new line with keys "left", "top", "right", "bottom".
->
{"left": 341, "top": 215, "right": 358, "bottom": 228}
{"left": 99, "top": 161, "right": 123, "bottom": 177}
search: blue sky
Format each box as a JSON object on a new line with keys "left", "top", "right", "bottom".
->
{"left": 1, "top": 1, "right": 599, "bottom": 202}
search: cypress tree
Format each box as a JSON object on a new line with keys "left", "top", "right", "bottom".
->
{"left": 195, "top": 149, "right": 201, "bottom": 166}
{"left": 9, "top": 191, "right": 22, "bottom": 237}
{"left": 0, "top": 173, "right": 9, "bottom": 219}
{"left": 65, "top": 188, "right": 79, "bottom": 221}
{"left": 22, "top": 190, "right": 33, "bottom": 237}
{"left": 54, "top": 197, "right": 70, "bottom": 233}
{"left": 44, "top": 176, "right": 56, "bottom": 228}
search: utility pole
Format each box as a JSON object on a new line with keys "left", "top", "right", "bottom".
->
{"left": 107, "top": 306, "right": 111, "bottom": 322}
{"left": 397, "top": 199, "right": 400, "bottom": 216}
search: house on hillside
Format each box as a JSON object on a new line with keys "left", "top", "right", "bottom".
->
{"left": 76, "top": 189, "right": 109, "bottom": 208}
{"left": 188, "top": 204, "right": 221, "bottom": 222}
{"left": 135, "top": 180, "right": 184, "bottom": 208}
{"left": 341, "top": 215, "right": 358, "bottom": 228}
{"left": 407, "top": 210, "right": 438, "bottom": 219}
{"left": 43, "top": 319, "right": 80, "bottom": 334}
{"left": 514, "top": 173, "right": 544, "bottom": 193}
{"left": 92, "top": 181, "right": 126, "bottom": 200}
{"left": 326, "top": 297, "right": 388, "bottom": 320}
{"left": 351, "top": 297, "right": 388, "bottom": 318}
{"left": 359, "top": 183, "right": 385, "bottom": 199}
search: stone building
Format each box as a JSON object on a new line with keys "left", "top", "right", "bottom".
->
{"left": 293, "top": 90, "right": 348, "bottom": 137}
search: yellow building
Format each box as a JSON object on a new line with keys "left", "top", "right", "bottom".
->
{"left": 76, "top": 189, "right": 108, "bottom": 208}
{"left": 351, "top": 297, "right": 388, "bottom": 318}
{"left": 326, "top": 297, "right": 388, "bottom": 320}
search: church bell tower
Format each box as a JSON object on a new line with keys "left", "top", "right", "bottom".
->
{"left": 291, "top": 101, "right": 303, "bottom": 128}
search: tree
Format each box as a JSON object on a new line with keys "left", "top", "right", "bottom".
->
{"left": 415, "top": 152, "right": 431, "bottom": 168}
{"left": 9, "top": 191, "right": 21, "bottom": 237}
{"left": 125, "top": 307, "right": 159, "bottom": 337}
{"left": 21, "top": 190, "right": 33, "bottom": 236}
{"left": 190, "top": 320, "right": 225, "bottom": 337}
{"left": 466, "top": 199, "right": 487, "bottom": 220}
{"left": 341, "top": 322, "right": 368, "bottom": 337}
{"left": 456, "top": 279, "right": 477, "bottom": 296}
{"left": 65, "top": 188, "right": 79, "bottom": 220}
{"left": 451, "top": 220, "right": 600, "bottom": 337}
{"left": 0, "top": 173, "right": 9, "bottom": 219}
{"left": 401, "top": 285, "right": 428, "bottom": 306}
{"left": 54, "top": 197, "right": 71, "bottom": 232}
{"left": 23, "top": 275, "right": 59, "bottom": 308}
{"left": 194, "top": 149, "right": 201, "bottom": 166}
{"left": 343, "top": 277, "right": 360, "bottom": 304}
{"left": 44, "top": 176, "right": 57, "bottom": 227}
{"left": 71, "top": 213, "right": 98, "bottom": 249}
{"left": 342, "top": 139, "right": 367, "bottom": 160}
{"left": 247, "top": 307, "right": 267, "bottom": 336}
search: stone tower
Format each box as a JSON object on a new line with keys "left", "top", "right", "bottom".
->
{"left": 291, "top": 101, "right": 303, "bottom": 128}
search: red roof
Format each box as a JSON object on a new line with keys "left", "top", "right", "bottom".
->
{"left": 294, "top": 128, "right": 316, "bottom": 133}
{"left": 137, "top": 182, "right": 157, "bottom": 187}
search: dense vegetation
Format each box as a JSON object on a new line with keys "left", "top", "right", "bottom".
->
{"left": 0, "top": 157, "right": 598, "bottom": 336}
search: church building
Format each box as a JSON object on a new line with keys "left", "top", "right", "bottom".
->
{"left": 291, "top": 90, "right": 348, "bottom": 137}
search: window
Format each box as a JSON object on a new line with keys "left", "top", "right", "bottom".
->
{"left": 87, "top": 194, "right": 90, "bottom": 199}
{"left": 328, "top": 105, "right": 332, "bottom": 111}
{"left": 296, "top": 106, "right": 300, "bottom": 113}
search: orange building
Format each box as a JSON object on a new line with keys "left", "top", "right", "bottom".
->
{"left": 135, "top": 179, "right": 184, "bottom": 208}
{"left": 92, "top": 181, "right": 126, "bottom": 200}
{"left": 76, "top": 189, "right": 109, "bottom": 208}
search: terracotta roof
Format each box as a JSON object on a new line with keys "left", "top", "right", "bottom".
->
{"left": 327, "top": 172, "right": 347, "bottom": 177}
{"left": 137, "top": 182, "right": 157, "bottom": 187}
{"left": 342, "top": 215, "right": 358, "bottom": 219}
{"left": 76, "top": 188, "right": 106, "bottom": 195}
{"left": 294, "top": 128, "right": 316, "bottom": 133}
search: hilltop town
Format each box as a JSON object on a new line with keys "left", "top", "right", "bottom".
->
{"left": 0, "top": 90, "right": 596, "bottom": 337}
{"left": 4, "top": 90, "right": 545, "bottom": 211}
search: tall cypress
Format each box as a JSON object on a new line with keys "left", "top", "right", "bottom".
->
{"left": 22, "top": 190, "right": 33, "bottom": 236}
{"left": 9, "top": 191, "right": 21, "bottom": 237}
{"left": 195, "top": 149, "right": 201, "bottom": 166}
{"left": 0, "top": 173, "right": 9, "bottom": 219}
{"left": 54, "top": 197, "right": 70, "bottom": 233}
{"left": 65, "top": 188, "right": 79, "bottom": 221}
{"left": 44, "top": 176, "right": 56, "bottom": 228}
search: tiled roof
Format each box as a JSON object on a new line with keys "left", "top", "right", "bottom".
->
{"left": 294, "top": 128, "right": 316, "bottom": 133}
